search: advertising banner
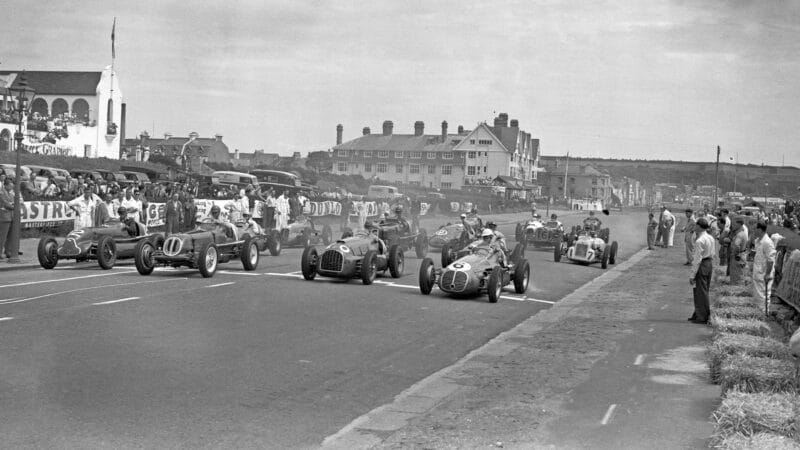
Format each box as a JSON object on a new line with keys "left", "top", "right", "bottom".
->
{"left": 21, "top": 200, "right": 76, "bottom": 228}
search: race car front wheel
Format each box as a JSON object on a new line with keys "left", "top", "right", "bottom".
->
{"left": 97, "top": 236, "right": 117, "bottom": 270}
{"left": 198, "top": 242, "right": 218, "bottom": 278}
{"left": 418, "top": 258, "right": 436, "bottom": 295}
{"left": 37, "top": 237, "right": 59, "bottom": 270}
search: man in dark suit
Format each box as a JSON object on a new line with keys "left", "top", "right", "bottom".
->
{"left": 165, "top": 193, "right": 183, "bottom": 236}
{"left": 0, "top": 179, "right": 15, "bottom": 259}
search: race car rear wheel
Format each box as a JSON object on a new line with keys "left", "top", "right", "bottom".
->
{"left": 418, "top": 257, "right": 436, "bottom": 295}
{"left": 134, "top": 240, "right": 155, "bottom": 275}
{"left": 361, "top": 250, "right": 378, "bottom": 285}
{"left": 321, "top": 225, "right": 332, "bottom": 245}
{"left": 510, "top": 242, "right": 525, "bottom": 265}
{"left": 610, "top": 241, "right": 618, "bottom": 265}
{"left": 97, "top": 235, "right": 117, "bottom": 270}
{"left": 514, "top": 259, "right": 530, "bottom": 294}
{"left": 601, "top": 245, "right": 610, "bottom": 269}
{"left": 301, "top": 229, "right": 312, "bottom": 248}
{"left": 415, "top": 229, "right": 428, "bottom": 258}
{"left": 487, "top": 266, "right": 503, "bottom": 303}
{"left": 241, "top": 236, "right": 260, "bottom": 271}
{"left": 198, "top": 242, "right": 218, "bottom": 278}
{"left": 441, "top": 243, "right": 453, "bottom": 268}
{"left": 37, "top": 237, "right": 59, "bottom": 269}
{"left": 150, "top": 234, "right": 165, "bottom": 250}
{"left": 301, "top": 246, "right": 318, "bottom": 280}
{"left": 553, "top": 241, "right": 562, "bottom": 262}
{"left": 388, "top": 244, "right": 404, "bottom": 278}
{"left": 268, "top": 230, "right": 282, "bottom": 256}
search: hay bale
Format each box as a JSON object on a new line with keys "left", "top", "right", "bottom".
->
{"left": 709, "top": 333, "right": 793, "bottom": 382}
{"left": 715, "top": 295, "right": 759, "bottom": 309}
{"left": 711, "top": 390, "right": 800, "bottom": 447}
{"left": 713, "top": 306, "right": 766, "bottom": 321}
{"left": 715, "top": 285, "right": 752, "bottom": 297}
{"left": 712, "top": 432, "right": 800, "bottom": 450}
{"left": 711, "top": 316, "right": 773, "bottom": 338}
{"left": 719, "top": 354, "right": 800, "bottom": 394}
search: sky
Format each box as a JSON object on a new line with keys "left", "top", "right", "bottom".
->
{"left": 2, "top": 0, "right": 799, "bottom": 167}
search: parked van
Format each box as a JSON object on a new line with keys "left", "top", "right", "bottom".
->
{"left": 367, "top": 185, "right": 403, "bottom": 199}
{"left": 211, "top": 171, "right": 258, "bottom": 187}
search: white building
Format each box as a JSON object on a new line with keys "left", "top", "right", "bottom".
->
{"left": 0, "top": 66, "right": 124, "bottom": 159}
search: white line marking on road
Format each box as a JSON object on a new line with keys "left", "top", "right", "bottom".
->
{"left": 648, "top": 328, "right": 654, "bottom": 333}
{"left": 263, "top": 272, "right": 303, "bottom": 278}
{"left": 207, "top": 282, "right": 235, "bottom": 288}
{"left": 601, "top": 404, "right": 618, "bottom": 425}
{"left": 0, "top": 316, "right": 12, "bottom": 321}
{"left": 0, "top": 270, "right": 135, "bottom": 289}
{"left": 218, "top": 271, "right": 261, "bottom": 276}
{"left": 0, "top": 279, "right": 181, "bottom": 306}
{"left": 634, "top": 354, "right": 646, "bottom": 365}
{"left": 499, "top": 295, "right": 555, "bottom": 304}
{"left": 660, "top": 304, "right": 669, "bottom": 310}
{"left": 93, "top": 297, "right": 139, "bottom": 306}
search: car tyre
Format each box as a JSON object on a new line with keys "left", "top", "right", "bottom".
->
{"left": 268, "top": 230, "right": 282, "bottom": 256}
{"left": 415, "top": 229, "right": 428, "bottom": 258}
{"left": 321, "top": 225, "right": 332, "bottom": 245}
{"left": 300, "top": 246, "right": 318, "bottom": 280}
{"left": 150, "top": 234, "right": 165, "bottom": 250}
{"left": 514, "top": 259, "right": 530, "bottom": 294}
{"left": 441, "top": 242, "right": 454, "bottom": 268}
{"left": 554, "top": 241, "right": 563, "bottom": 262}
{"left": 97, "top": 235, "right": 117, "bottom": 270}
{"left": 134, "top": 240, "right": 156, "bottom": 275}
{"left": 198, "top": 242, "right": 218, "bottom": 278}
{"left": 360, "top": 250, "right": 378, "bottom": 285}
{"left": 418, "top": 257, "right": 436, "bottom": 295}
{"left": 487, "top": 266, "right": 503, "bottom": 303}
{"left": 601, "top": 245, "right": 610, "bottom": 269}
{"left": 241, "top": 236, "right": 260, "bottom": 271}
{"left": 610, "top": 241, "right": 618, "bottom": 264}
{"left": 388, "top": 244, "right": 404, "bottom": 278}
{"left": 37, "top": 237, "right": 59, "bottom": 269}
{"left": 510, "top": 242, "right": 525, "bottom": 265}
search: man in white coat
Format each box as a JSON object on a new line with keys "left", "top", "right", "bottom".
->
{"left": 275, "top": 190, "right": 290, "bottom": 232}
{"left": 751, "top": 222, "right": 776, "bottom": 304}
{"left": 662, "top": 206, "right": 676, "bottom": 247}
{"left": 67, "top": 190, "right": 97, "bottom": 230}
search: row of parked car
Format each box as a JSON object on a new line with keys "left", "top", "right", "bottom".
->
{"left": 0, "top": 163, "right": 158, "bottom": 192}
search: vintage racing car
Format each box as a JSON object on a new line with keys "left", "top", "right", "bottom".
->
{"left": 379, "top": 217, "right": 428, "bottom": 258}
{"left": 554, "top": 227, "right": 618, "bottom": 269}
{"left": 133, "top": 220, "right": 260, "bottom": 277}
{"left": 280, "top": 216, "right": 333, "bottom": 248}
{"left": 418, "top": 243, "right": 530, "bottom": 303}
{"left": 234, "top": 219, "right": 281, "bottom": 256}
{"left": 37, "top": 220, "right": 162, "bottom": 270}
{"left": 300, "top": 229, "right": 403, "bottom": 285}
{"left": 515, "top": 215, "right": 564, "bottom": 248}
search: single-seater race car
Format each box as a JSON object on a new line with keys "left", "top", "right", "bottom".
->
{"left": 133, "top": 219, "right": 260, "bottom": 277}
{"left": 554, "top": 226, "right": 618, "bottom": 269}
{"left": 233, "top": 219, "right": 281, "bottom": 256}
{"left": 515, "top": 215, "right": 564, "bottom": 248}
{"left": 378, "top": 217, "right": 428, "bottom": 259}
{"left": 300, "top": 229, "right": 403, "bottom": 285}
{"left": 280, "top": 215, "right": 332, "bottom": 248}
{"left": 37, "top": 219, "right": 162, "bottom": 270}
{"left": 418, "top": 242, "right": 530, "bottom": 303}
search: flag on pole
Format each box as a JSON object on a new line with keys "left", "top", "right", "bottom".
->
{"left": 111, "top": 17, "right": 116, "bottom": 59}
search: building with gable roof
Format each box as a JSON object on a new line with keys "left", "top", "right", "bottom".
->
{"left": 144, "top": 132, "right": 230, "bottom": 173}
{"left": 0, "top": 67, "right": 123, "bottom": 159}
{"left": 541, "top": 161, "right": 613, "bottom": 203}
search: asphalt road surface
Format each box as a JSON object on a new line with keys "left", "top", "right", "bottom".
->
{"left": 0, "top": 211, "right": 647, "bottom": 448}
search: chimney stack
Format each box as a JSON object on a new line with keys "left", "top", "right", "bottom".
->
{"left": 382, "top": 120, "right": 393, "bottom": 136}
{"left": 234, "top": 149, "right": 239, "bottom": 160}
{"left": 441, "top": 120, "right": 448, "bottom": 141}
{"left": 336, "top": 124, "right": 343, "bottom": 145}
{"left": 510, "top": 119, "right": 519, "bottom": 127}
{"left": 414, "top": 121, "right": 424, "bottom": 136}
{"left": 457, "top": 125, "right": 464, "bottom": 134}
{"left": 362, "top": 127, "right": 371, "bottom": 135}
{"left": 499, "top": 113, "right": 509, "bottom": 127}
{"left": 214, "top": 133, "right": 223, "bottom": 142}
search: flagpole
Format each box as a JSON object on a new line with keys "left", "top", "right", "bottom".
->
{"left": 563, "top": 152, "right": 569, "bottom": 201}
{"left": 110, "top": 18, "right": 115, "bottom": 121}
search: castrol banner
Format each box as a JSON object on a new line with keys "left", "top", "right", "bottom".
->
{"left": 21, "top": 200, "right": 76, "bottom": 228}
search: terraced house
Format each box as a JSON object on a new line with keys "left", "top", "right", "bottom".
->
{"left": 331, "top": 113, "right": 540, "bottom": 192}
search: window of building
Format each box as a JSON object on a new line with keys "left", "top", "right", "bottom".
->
{"left": 441, "top": 165, "right": 452, "bottom": 175}
{"left": 441, "top": 182, "right": 452, "bottom": 189}
{"left": 467, "top": 166, "right": 476, "bottom": 176}
{"left": 442, "top": 152, "right": 453, "bottom": 159}
{"left": 451, "top": 139, "right": 461, "bottom": 145}
{"left": 394, "top": 151, "right": 403, "bottom": 159}
{"left": 337, "top": 149, "right": 348, "bottom": 157}
{"left": 592, "top": 178, "right": 598, "bottom": 185}
{"left": 467, "top": 151, "right": 476, "bottom": 159}
{"left": 478, "top": 139, "right": 492, "bottom": 145}
{"left": 364, "top": 163, "right": 372, "bottom": 172}
{"left": 427, "top": 152, "right": 436, "bottom": 159}
{"left": 377, "top": 150, "right": 389, "bottom": 158}
{"left": 352, "top": 163, "right": 359, "bottom": 170}
{"left": 483, "top": 166, "right": 487, "bottom": 173}
{"left": 570, "top": 177, "right": 575, "bottom": 184}
{"left": 377, "top": 163, "right": 387, "bottom": 173}
{"left": 470, "top": 139, "right": 475, "bottom": 144}
{"left": 428, "top": 165, "right": 436, "bottom": 174}
{"left": 396, "top": 164, "right": 403, "bottom": 174}
{"left": 410, "top": 151, "right": 422, "bottom": 159}
{"left": 363, "top": 150, "right": 373, "bottom": 158}
{"left": 410, "top": 164, "right": 420, "bottom": 174}
{"left": 409, "top": 181, "right": 420, "bottom": 186}
{"left": 337, "top": 162, "right": 347, "bottom": 172}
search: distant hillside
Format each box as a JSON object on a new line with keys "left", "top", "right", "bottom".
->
{"left": 539, "top": 156, "right": 800, "bottom": 197}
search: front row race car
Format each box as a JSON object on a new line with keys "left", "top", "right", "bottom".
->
{"left": 418, "top": 243, "right": 530, "bottom": 303}
{"left": 133, "top": 219, "right": 261, "bottom": 278}
{"left": 515, "top": 215, "right": 564, "bottom": 248}
{"left": 300, "top": 228, "right": 404, "bottom": 285}
{"left": 554, "top": 227, "right": 618, "bottom": 269}
{"left": 37, "top": 219, "right": 162, "bottom": 270}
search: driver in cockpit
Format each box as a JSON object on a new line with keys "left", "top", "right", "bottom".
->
{"left": 118, "top": 207, "right": 145, "bottom": 237}
{"left": 204, "top": 205, "right": 237, "bottom": 239}
{"left": 364, "top": 220, "right": 387, "bottom": 253}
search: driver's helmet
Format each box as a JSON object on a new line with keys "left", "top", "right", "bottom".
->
{"left": 470, "top": 206, "right": 477, "bottom": 214}
{"left": 481, "top": 228, "right": 494, "bottom": 240}
{"left": 117, "top": 206, "right": 127, "bottom": 216}
{"left": 550, "top": 214, "right": 557, "bottom": 220}
{"left": 364, "top": 220, "right": 379, "bottom": 234}
{"left": 589, "top": 231, "right": 597, "bottom": 238}
{"left": 460, "top": 213, "right": 466, "bottom": 219}
{"left": 394, "top": 205, "right": 403, "bottom": 214}
{"left": 210, "top": 205, "right": 221, "bottom": 218}
{"left": 485, "top": 221, "right": 497, "bottom": 229}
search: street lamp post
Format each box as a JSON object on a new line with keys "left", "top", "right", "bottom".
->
{"left": 7, "top": 72, "right": 33, "bottom": 264}
{"left": 764, "top": 182, "right": 768, "bottom": 211}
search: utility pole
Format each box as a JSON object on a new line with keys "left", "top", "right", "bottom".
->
{"left": 713, "top": 145, "right": 720, "bottom": 208}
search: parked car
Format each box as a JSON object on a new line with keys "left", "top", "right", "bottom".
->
{"left": 0, "top": 163, "right": 32, "bottom": 181}
{"left": 120, "top": 171, "right": 151, "bottom": 186}
{"left": 300, "top": 229, "right": 403, "bottom": 285}
{"left": 26, "top": 164, "right": 70, "bottom": 190}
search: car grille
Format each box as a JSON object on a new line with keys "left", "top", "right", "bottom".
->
{"left": 163, "top": 237, "right": 183, "bottom": 256}
{"left": 574, "top": 243, "right": 588, "bottom": 258}
{"left": 61, "top": 239, "right": 80, "bottom": 256}
{"left": 441, "top": 270, "right": 468, "bottom": 292}
{"left": 321, "top": 250, "right": 343, "bottom": 272}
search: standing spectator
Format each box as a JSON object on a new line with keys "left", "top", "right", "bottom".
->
{"left": 63, "top": 174, "right": 77, "bottom": 196}
{"left": 226, "top": 192, "right": 245, "bottom": 222}
{"left": 245, "top": 186, "right": 257, "bottom": 217}
{"left": 165, "top": 193, "right": 183, "bottom": 236}
{"left": 275, "top": 190, "right": 290, "bottom": 232}
{"left": 263, "top": 189, "right": 276, "bottom": 230}
{"left": 137, "top": 188, "right": 149, "bottom": 224}
{"left": 0, "top": 179, "right": 14, "bottom": 259}
{"left": 356, "top": 201, "right": 368, "bottom": 230}
{"left": 661, "top": 206, "right": 676, "bottom": 247}
{"left": 67, "top": 189, "right": 97, "bottom": 230}
{"left": 121, "top": 189, "right": 139, "bottom": 218}
{"left": 751, "top": 222, "right": 776, "bottom": 305}
{"left": 103, "top": 193, "right": 118, "bottom": 220}
{"left": 682, "top": 209, "right": 696, "bottom": 264}
{"left": 20, "top": 173, "right": 39, "bottom": 200}
{"left": 647, "top": 212, "right": 658, "bottom": 250}
{"left": 289, "top": 192, "right": 301, "bottom": 223}
{"left": 718, "top": 209, "right": 731, "bottom": 267}
{"left": 729, "top": 217, "right": 748, "bottom": 285}
{"left": 340, "top": 195, "right": 352, "bottom": 231}
{"left": 42, "top": 177, "right": 61, "bottom": 198}
{"left": 182, "top": 195, "right": 197, "bottom": 231}
{"left": 93, "top": 193, "right": 110, "bottom": 226}
{"left": 688, "top": 218, "right": 715, "bottom": 324}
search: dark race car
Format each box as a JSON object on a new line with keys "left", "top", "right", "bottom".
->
{"left": 233, "top": 219, "right": 281, "bottom": 256}
{"left": 418, "top": 242, "right": 530, "bottom": 303}
{"left": 133, "top": 220, "right": 260, "bottom": 278}
{"left": 300, "top": 230, "right": 403, "bottom": 285}
{"left": 554, "top": 227, "right": 617, "bottom": 269}
{"left": 378, "top": 218, "right": 428, "bottom": 259}
{"left": 37, "top": 219, "right": 162, "bottom": 270}
{"left": 280, "top": 216, "right": 332, "bottom": 248}
{"left": 515, "top": 216, "right": 564, "bottom": 248}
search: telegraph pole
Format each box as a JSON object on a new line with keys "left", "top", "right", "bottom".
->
{"left": 713, "top": 145, "right": 720, "bottom": 208}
